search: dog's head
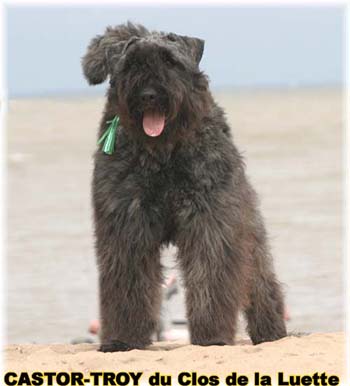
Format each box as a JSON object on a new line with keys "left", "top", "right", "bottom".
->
{"left": 82, "top": 22, "right": 210, "bottom": 140}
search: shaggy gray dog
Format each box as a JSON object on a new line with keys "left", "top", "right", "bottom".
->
{"left": 82, "top": 22, "right": 287, "bottom": 352}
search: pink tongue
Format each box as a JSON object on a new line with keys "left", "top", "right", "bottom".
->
{"left": 143, "top": 112, "right": 165, "bottom": 137}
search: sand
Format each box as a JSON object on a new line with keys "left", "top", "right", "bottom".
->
{"left": 4, "top": 333, "right": 345, "bottom": 382}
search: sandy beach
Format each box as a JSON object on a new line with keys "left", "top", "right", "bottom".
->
{"left": 4, "top": 333, "right": 345, "bottom": 381}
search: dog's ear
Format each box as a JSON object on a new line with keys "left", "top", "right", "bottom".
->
{"left": 181, "top": 36, "right": 205, "bottom": 65}
{"left": 81, "top": 34, "right": 110, "bottom": 85}
{"left": 167, "top": 33, "right": 204, "bottom": 66}
{"left": 82, "top": 22, "right": 148, "bottom": 85}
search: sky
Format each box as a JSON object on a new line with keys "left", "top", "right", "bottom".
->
{"left": 6, "top": 5, "right": 344, "bottom": 97}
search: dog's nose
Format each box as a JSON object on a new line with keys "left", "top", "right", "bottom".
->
{"left": 140, "top": 88, "right": 157, "bottom": 103}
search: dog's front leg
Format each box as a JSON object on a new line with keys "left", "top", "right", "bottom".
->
{"left": 94, "top": 200, "right": 162, "bottom": 352}
{"left": 176, "top": 203, "right": 248, "bottom": 346}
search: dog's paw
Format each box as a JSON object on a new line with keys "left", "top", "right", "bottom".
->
{"left": 99, "top": 340, "right": 133, "bottom": 352}
{"left": 251, "top": 332, "right": 288, "bottom": 345}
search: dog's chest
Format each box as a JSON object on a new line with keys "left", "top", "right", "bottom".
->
{"left": 96, "top": 138, "right": 232, "bottom": 243}
{"left": 135, "top": 146, "right": 217, "bottom": 211}
{"left": 137, "top": 150, "right": 200, "bottom": 205}
{"left": 132, "top": 149, "right": 211, "bottom": 242}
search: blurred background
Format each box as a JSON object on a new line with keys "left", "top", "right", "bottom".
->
{"left": 6, "top": 5, "right": 344, "bottom": 343}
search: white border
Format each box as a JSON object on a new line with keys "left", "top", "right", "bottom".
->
{"left": 344, "top": 4, "right": 349, "bottom": 385}
{"left": 0, "top": 0, "right": 7, "bottom": 378}
{"left": 0, "top": 1, "right": 348, "bottom": 384}
{"left": 2, "top": 0, "right": 349, "bottom": 5}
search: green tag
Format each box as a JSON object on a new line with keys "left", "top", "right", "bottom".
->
{"left": 98, "top": 115, "right": 120, "bottom": 155}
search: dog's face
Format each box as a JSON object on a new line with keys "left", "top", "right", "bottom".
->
{"left": 82, "top": 23, "right": 209, "bottom": 140}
